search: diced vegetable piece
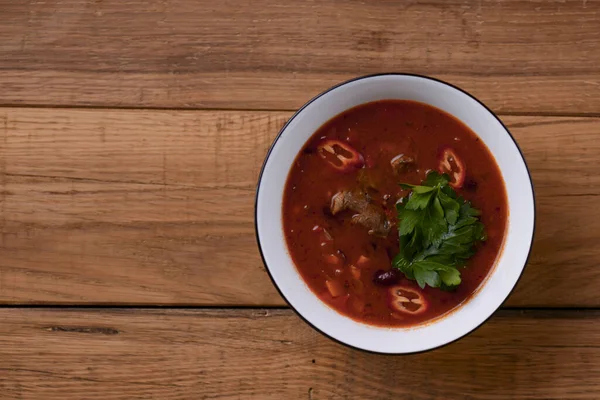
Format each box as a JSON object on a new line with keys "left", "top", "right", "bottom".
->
{"left": 349, "top": 265, "right": 361, "bottom": 279}
{"left": 325, "top": 280, "right": 345, "bottom": 298}
{"left": 324, "top": 253, "right": 343, "bottom": 266}
{"left": 356, "top": 255, "right": 370, "bottom": 267}
{"left": 351, "top": 278, "right": 365, "bottom": 295}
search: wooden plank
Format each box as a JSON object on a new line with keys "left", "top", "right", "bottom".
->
{"left": 0, "top": 109, "right": 286, "bottom": 305}
{"left": 0, "top": 308, "right": 599, "bottom": 399}
{"left": 1, "top": 0, "right": 600, "bottom": 114}
{"left": 0, "top": 108, "right": 599, "bottom": 306}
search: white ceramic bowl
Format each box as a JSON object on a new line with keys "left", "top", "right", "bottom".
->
{"left": 255, "top": 74, "right": 535, "bottom": 354}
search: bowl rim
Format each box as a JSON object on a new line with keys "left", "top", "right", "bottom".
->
{"left": 254, "top": 72, "right": 536, "bottom": 355}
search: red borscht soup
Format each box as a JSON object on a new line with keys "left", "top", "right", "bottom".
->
{"left": 283, "top": 100, "right": 507, "bottom": 327}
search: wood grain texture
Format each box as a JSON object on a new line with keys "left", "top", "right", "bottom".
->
{"left": 1, "top": 0, "right": 600, "bottom": 114}
{"left": 1, "top": 308, "right": 599, "bottom": 399}
{"left": 0, "top": 108, "right": 599, "bottom": 306}
{"left": 0, "top": 109, "right": 285, "bottom": 305}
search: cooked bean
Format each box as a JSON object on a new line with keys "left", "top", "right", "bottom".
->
{"left": 372, "top": 269, "right": 401, "bottom": 286}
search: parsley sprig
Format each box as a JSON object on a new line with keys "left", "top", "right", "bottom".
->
{"left": 393, "top": 172, "right": 486, "bottom": 290}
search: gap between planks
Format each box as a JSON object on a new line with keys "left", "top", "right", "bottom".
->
{"left": 1, "top": 103, "right": 600, "bottom": 119}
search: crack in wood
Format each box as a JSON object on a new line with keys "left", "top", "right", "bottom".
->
{"left": 44, "top": 326, "right": 120, "bottom": 335}
{"left": 3, "top": 172, "right": 253, "bottom": 191}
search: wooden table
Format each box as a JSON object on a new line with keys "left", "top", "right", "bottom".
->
{"left": 1, "top": 1, "right": 599, "bottom": 398}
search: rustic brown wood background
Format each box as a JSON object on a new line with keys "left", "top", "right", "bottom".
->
{"left": 1, "top": 0, "right": 599, "bottom": 398}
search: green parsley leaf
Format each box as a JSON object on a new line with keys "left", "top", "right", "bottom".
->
{"left": 397, "top": 200, "right": 447, "bottom": 248}
{"left": 423, "top": 171, "right": 450, "bottom": 187}
{"left": 405, "top": 191, "right": 434, "bottom": 210}
{"left": 392, "top": 171, "right": 486, "bottom": 290}
{"left": 438, "top": 191, "right": 459, "bottom": 225}
{"left": 438, "top": 268, "right": 461, "bottom": 288}
{"left": 412, "top": 260, "right": 460, "bottom": 289}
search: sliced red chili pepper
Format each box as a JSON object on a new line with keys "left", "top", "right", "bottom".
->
{"left": 317, "top": 140, "right": 364, "bottom": 173}
{"left": 388, "top": 285, "right": 428, "bottom": 315}
{"left": 438, "top": 147, "right": 466, "bottom": 189}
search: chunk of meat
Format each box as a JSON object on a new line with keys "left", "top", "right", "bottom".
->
{"left": 351, "top": 211, "right": 390, "bottom": 237}
{"left": 330, "top": 190, "right": 369, "bottom": 214}
{"left": 390, "top": 153, "right": 415, "bottom": 175}
{"left": 330, "top": 190, "right": 391, "bottom": 237}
